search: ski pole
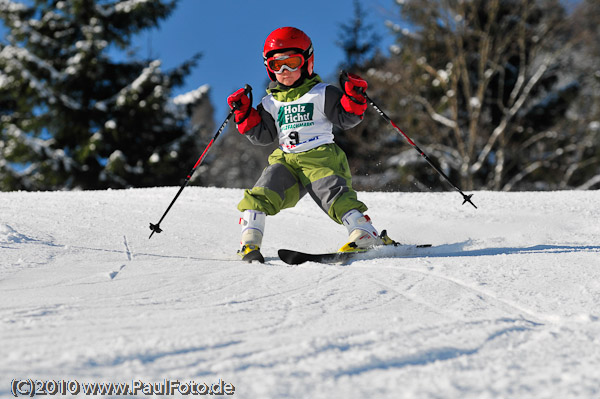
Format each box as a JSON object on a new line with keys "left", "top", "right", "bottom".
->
{"left": 340, "top": 71, "right": 476, "bottom": 209}
{"left": 149, "top": 84, "right": 253, "bottom": 239}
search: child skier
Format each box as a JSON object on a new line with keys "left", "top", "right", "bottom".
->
{"left": 227, "top": 26, "right": 393, "bottom": 262}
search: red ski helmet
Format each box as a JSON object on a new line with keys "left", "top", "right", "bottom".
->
{"left": 263, "top": 27, "right": 314, "bottom": 81}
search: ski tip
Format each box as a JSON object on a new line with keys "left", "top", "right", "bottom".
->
{"left": 277, "top": 249, "right": 295, "bottom": 265}
{"left": 278, "top": 249, "right": 290, "bottom": 256}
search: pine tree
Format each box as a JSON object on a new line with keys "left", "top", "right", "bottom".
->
{"left": 336, "top": 0, "right": 381, "bottom": 71}
{"left": 333, "top": 0, "right": 388, "bottom": 190}
{"left": 0, "top": 0, "right": 205, "bottom": 190}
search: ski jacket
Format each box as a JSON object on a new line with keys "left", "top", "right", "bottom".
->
{"left": 243, "top": 75, "right": 363, "bottom": 153}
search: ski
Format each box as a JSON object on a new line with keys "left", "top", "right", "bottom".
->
{"left": 278, "top": 244, "right": 432, "bottom": 265}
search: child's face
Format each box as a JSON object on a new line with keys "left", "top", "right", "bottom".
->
{"left": 273, "top": 51, "right": 302, "bottom": 86}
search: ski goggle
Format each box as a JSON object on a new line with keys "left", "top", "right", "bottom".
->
{"left": 265, "top": 54, "right": 305, "bottom": 74}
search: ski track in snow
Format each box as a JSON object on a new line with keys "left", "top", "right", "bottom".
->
{"left": 1, "top": 188, "right": 600, "bottom": 398}
{"left": 109, "top": 235, "right": 133, "bottom": 280}
{"left": 123, "top": 234, "right": 133, "bottom": 261}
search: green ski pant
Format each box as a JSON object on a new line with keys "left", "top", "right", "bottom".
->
{"left": 237, "top": 143, "right": 367, "bottom": 224}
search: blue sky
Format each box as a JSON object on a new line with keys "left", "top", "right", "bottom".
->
{"left": 132, "top": 0, "right": 398, "bottom": 120}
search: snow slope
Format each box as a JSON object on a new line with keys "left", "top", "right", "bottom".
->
{"left": 1, "top": 187, "right": 599, "bottom": 398}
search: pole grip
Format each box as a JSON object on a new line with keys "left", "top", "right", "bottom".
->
{"left": 232, "top": 84, "right": 253, "bottom": 123}
{"left": 339, "top": 70, "right": 368, "bottom": 104}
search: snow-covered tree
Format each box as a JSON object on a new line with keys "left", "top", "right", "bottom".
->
{"left": 0, "top": 0, "right": 208, "bottom": 190}
{"left": 350, "top": 0, "right": 588, "bottom": 191}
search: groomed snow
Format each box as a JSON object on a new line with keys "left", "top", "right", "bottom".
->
{"left": 1, "top": 188, "right": 599, "bottom": 398}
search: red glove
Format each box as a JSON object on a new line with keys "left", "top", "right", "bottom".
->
{"left": 340, "top": 73, "right": 368, "bottom": 116}
{"left": 227, "top": 88, "right": 261, "bottom": 134}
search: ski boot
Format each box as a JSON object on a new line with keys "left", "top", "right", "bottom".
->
{"left": 338, "top": 209, "right": 383, "bottom": 253}
{"left": 237, "top": 210, "right": 265, "bottom": 263}
{"left": 238, "top": 244, "right": 265, "bottom": 263}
